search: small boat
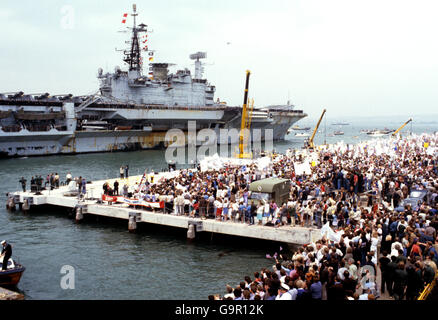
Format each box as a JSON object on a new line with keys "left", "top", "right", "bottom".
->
{"left": 331, "top": 122, "right": 350, "bottom": 126}
{"left": 295, "top": 132, "right": 310, "bottom": 137}
{"left": 333, "top": 131, "right": 344, "bottom": 135}
{"left": 0, "top": 260, "right": 25, "bottom": 287}
{"left": 360, "top": 129, "right": 370, "bottom": 134}
{"left": 291, "top": 125, "right": 311, "bottom": 131}
{"left": 367, "top": 129, "right": 394, "bottom": 137}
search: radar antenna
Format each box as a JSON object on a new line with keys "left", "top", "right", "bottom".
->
{"left": 189, "top": 52, "right": 207, "bottom": 79}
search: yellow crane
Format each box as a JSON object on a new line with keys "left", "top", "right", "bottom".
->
{"left": 392, "top": 118, "right": 412, "bottom": 137}
{"left": 237, "top": 70, "right": 253, "bottom": 159}
{"left": 306, "top": 109, "right": 326, "bottom": 150}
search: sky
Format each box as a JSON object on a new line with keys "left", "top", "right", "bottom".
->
{"left": 1, "top": 0, "right": 438, "bottom": 119}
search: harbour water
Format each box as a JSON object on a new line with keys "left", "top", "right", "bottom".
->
{"left": 0, "top": 115, "right": 436, "bottom": 299}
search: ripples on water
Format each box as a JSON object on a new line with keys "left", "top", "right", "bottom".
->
{"left": 0, "top": 117, "right": 436, "bottom": 299}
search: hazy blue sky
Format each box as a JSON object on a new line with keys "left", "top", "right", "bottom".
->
{"left": 1, "top": 0, "right": 438, "bottom": 119}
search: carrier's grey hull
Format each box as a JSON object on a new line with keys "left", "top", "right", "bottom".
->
{"left": 0, "top": 113, "right": 304, "bottom": 157}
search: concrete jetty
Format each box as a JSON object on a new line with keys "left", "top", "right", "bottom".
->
{"left": 6, "top": 174, "right": 322, "bottom": 246}
{"left": 0, "top": 287, "right": 24, "bottom": 300}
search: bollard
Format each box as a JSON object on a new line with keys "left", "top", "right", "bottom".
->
{"left": 8, "top": 197, "right": 15, "bottom": 212}
{"left": 128, "top": 215, "right": 137, "bottom": 233}
{"left": 75, "top": 206, "right": 83, "bottom": 223}
{"left": 187, "top": 224, "right": 195, "bottom": 240}
{"left": 6, "top": 197, "right": 16, "bottom": 212}
{"left": 22, "top": 199, "right": 29, "bottom": 212}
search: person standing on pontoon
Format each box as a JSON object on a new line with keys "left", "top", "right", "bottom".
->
{"left": 19, "top": 177, "right": 26, "bottom": 192}
{"left": 66, "top": 172, "right": 72, "bottom": 184}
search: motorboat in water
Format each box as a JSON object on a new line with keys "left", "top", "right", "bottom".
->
{"left": 0, "top": 259, "right": 25, "bottom": 287}
{"left": 367, "top": 129, "right": 394, "bottom": 137}
{"left": 295, "top": 132, "right": 310, "bottom": 137}
{"left": 333, "top": 131, "right": 344, "bottom": 136}
{"left": 291, "top": 125, "right": 311, "bottom": 131}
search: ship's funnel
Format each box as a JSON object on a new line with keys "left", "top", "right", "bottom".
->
{"left": 151, "top": 63, "right": 169, "bottom": 81}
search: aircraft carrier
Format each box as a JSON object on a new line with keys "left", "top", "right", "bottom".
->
{"left": 0, "top": 5, "right": 306, "bottom": 158}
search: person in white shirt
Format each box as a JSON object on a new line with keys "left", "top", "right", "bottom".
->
{"left": 337, "top": 264, "right": 348, "bottom": 281}
{"left": 214, "top": 198, "right": 222, "bottom": 220}
{"left": 231, "top": 202, "right": 239, "bottom": 222}
{"left": 175, "top": 193, "right": 185, "bottom": 215}
{"left": 391, "top": 240, "right": 403, "bottom": 252}
{"left": 348, "top": 258, "right": 358, "bottom": 281}
{"left": 335, "top": 246, "right": 344, "bottom": 258}
{"left": 352, "top": 233, "right": 361, "bottom": 245}
{"left": 275, "top": 283, "right": 292, "bottom": 300}
{"left": 316, "top": 245, "right": 328, "bottom": 263}
{"left": 222, "top": 199, "right": 229, "bottom": 221}
{"left": 223, "top": 285, "right": 234, "bottom": 299}
{"left": 370, "top": 231, "right": 379, "bottom": 252}
{"left": 66, "top": 172, "right": 72, "bottom": 184}
{"left": 390, "top": 243, "right": 402, "bottom": 259}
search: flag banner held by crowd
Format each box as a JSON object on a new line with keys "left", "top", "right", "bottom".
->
{"left": 320, "top": 222, "right": 342, "bottom": 243}
{"left": 293, "top": 162, "right": 311, "bottom": 175}
{"left": 102, "top": 194, "right": 164, "bottom": 209}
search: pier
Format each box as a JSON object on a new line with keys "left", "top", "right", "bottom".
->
{"left": 6, "top": 174, "right": 321, "bottom": 246}
{"left": 0, "top": 287, "right": 24, "bottom": 300}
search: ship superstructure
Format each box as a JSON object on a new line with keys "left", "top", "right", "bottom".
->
{"left": 0, "top": 4, "right": 306, "bottom": 157}
{"left": 98, "top": 5, "right": 215, "bottom": 107}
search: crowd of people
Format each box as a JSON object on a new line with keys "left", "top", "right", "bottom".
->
{"left": 205, "top": 133, "right": 438, "bottom": 300}
{"left": 19, "top": 173, "right": 61, "bottom": 193}
{"left": 126, "top": 135, "right": 438, "bottom": 230}
{"left": 20, "top": 172, "right": 78, "bottom": 193}
{"left": 15, "top": 131, "right": 438, "bottom": 300}
{"left": 212, "top": 223, "right": 438, "bottom": 300}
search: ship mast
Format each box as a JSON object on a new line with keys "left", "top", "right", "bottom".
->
{"left": 123, "top": 4, "right": 147, "bottom": 73}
